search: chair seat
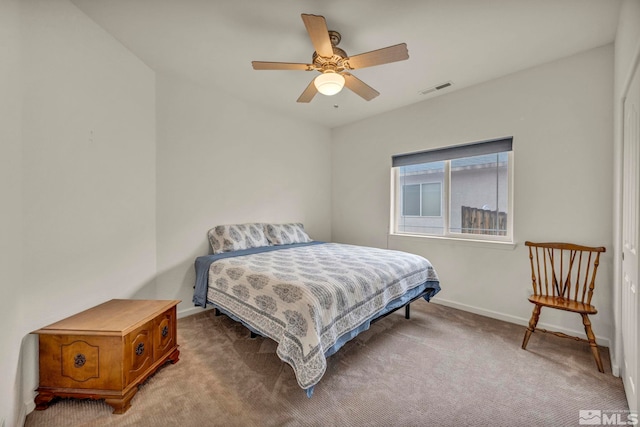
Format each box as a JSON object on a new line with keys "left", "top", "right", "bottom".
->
{"left": 528, "top": 295, "right": 597, "bottom": 314}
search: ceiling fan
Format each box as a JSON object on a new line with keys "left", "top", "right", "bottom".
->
{"left": 251, "top": 13, "right": 409, "bottom": 103}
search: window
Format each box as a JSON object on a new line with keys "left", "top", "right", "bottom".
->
{"left": 402, "top": 182, "right": 442, "bottom": 217}
{"left": 391, "top": 137, "right": 513, "bottom": 241}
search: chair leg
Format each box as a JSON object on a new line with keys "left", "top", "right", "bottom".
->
{"left": 522, "top": 304, "right": 541, "bottom": 349}
{"left": 581, "top": 313, "right": 604, "bottom": 373}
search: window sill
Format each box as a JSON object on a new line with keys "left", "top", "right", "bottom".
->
{"left": 389, "top": 232, "right": 518, "bottom": 250}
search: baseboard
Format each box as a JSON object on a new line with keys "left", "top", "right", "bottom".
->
{"left": 177, "top": 298, "right": 617, "bottom": 371}
{"left": 179, "top": 298, "right": 613, "bottom": 349}
{"left": 431, "top": 297, "right": 612, "bottom": 349}
{"left": 177, "top": 305, "right": 212, "bottom": 319}
{"left": 17, "top": 398, "right": 33, "bottom": 427}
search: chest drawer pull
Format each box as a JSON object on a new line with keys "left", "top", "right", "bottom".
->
{"left": 161, "top": 325, "right": 169, "bottom": 338}
{"left": 74, "top": 353, "right": 86, "bottom": 368}
{"left": 135, "top": 342, "right": 145, "bottom": 356}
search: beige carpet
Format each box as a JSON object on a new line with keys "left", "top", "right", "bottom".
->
{"left": 25, "top": 302, "right": 628, "bottom": 427}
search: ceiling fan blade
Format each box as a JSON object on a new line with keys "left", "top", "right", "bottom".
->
{"left": 346, "top": 43, "right": 409, "bottom": 69}
{"left": 343, "top": 73, "right": 380, "bottom": 101}
{"left": 297, "top": 79, "right": 318, "bottom": 103}
{"left": 252, "top": 61, "right": 313, "bottom": 71}
{"left": 301, "top": 14, "right": 333, "bottom": 58}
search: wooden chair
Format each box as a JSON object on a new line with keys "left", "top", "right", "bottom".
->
{"left": 521, "top": 241, "right": 606, "bottom": 372}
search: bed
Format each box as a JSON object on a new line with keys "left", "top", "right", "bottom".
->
{"left": 193, "top": 223, "right": 440, "bottom": 396}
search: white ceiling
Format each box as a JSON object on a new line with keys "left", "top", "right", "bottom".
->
{"left": 70, "top": 0, "right": 621, "bottom": 129}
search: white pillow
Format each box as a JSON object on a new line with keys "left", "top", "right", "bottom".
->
{"left": 208, "top": 223, "right": 270, "bottom": 254}
{"left": 264, "top": 223, "right": 312, "bottom": 246}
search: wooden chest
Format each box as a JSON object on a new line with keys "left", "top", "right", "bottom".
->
{"left": 33, "top": 299, "right": 180, "bottom": 414}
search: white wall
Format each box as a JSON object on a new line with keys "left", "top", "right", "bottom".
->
{"left": 20, "top": 0, "right": 157, "bottom": 318}
{"left": 0, "top": 1, "right": 24, "bottom": 426}
{"left": 10, "top": 1, "right": 157, "bottom": 425}
{"left": 615, "top": 0, "right": 640, "bottom": 87}
{"left": 331, "top": 45, "right": 615, "bottom": 345}
{"left": 155, "top": 73, "right": 332, "bottom": 317}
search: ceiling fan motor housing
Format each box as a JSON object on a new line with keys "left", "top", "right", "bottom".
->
{"left": 312, "top": 31, "right": 349, "bottom": 73}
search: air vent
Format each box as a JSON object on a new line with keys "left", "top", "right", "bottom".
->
{"left": 418, "top": 81, "right": 453, "bottom": 96}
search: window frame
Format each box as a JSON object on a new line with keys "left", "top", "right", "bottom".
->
{"left": 390, "top": 138, "right": 514, "bottom": 243}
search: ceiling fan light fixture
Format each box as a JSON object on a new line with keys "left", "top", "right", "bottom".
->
{"left": 314, "top": 71, "right": 345, "bottom": 96}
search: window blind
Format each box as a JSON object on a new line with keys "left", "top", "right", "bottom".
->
{"left": 392, "top": 137, "right": 513, "bottom": 167}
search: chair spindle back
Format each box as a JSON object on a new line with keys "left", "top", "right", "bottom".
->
{"left": 525, "top": 241, "right": 605, "bottom": 304}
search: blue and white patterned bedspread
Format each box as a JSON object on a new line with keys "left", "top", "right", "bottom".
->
{"left": 200, "top": 242, "right": 440, "bottom": 392}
